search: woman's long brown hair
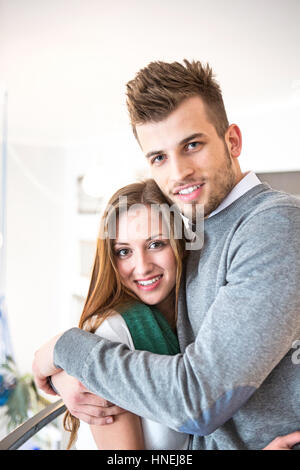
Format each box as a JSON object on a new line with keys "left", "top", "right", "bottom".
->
{"left": 63, "top": 179, "right": 186, "bottom": 449}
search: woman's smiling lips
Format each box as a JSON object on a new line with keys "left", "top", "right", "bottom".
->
{"left": 134, "top": 274, "right": 163, "bottom": 291}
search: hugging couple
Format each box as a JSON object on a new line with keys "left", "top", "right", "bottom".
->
{"left": 33, "top": 59, "right": 300, "bottom": 450}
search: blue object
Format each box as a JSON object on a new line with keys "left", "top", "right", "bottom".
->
{"left": 0, "top": 91, "right": 14, "bottom": 406}
{"left": 0, "top": 296, "right": 15, "bottom": 406}
{"left": 0, "top": 374, "right": 13, "bottom": 405}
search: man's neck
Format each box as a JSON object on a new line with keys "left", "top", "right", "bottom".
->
{"left": 206, "top": 171, "right": 261, "bottom": 219}
{"left": 180, "top": 171, "right": 261, "bottom": 228}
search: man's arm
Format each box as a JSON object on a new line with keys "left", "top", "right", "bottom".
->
{"left": 34, "top": 207, "right": 300, "bottom": 435}
{"left": 263, "top": 432, "right": 300, "bottom": 450}
{"left": 50, "top": 371, "right": 144, "bottom": 448}
{"left": 51, "top": 371, "right": 125, "bottom": 425}
{"left": 32, "top": 314, "right": 129, "bottom": 425}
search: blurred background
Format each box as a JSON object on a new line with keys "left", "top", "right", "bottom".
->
{"left": 0, "top": 0, "right": 299, "bottom": 447}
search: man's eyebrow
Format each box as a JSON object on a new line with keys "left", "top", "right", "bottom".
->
{"left": 145, "top": 133, "right": 206, "bottom": 159}
{"left": 145, "top": 149, "right": 164, "bottom": 160}
{"left": 179, "top": 133, "right": 206, "bottom": 146}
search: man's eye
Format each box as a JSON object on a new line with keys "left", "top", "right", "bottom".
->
{"left": 186, "top": 142, "right": 202, "bottom": 150}
{"left": 151, "top": 155, "right": 165, "bottom": 165}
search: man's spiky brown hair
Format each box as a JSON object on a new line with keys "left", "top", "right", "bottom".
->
{"left": 126, "top": 59, "right": 229, "bottom": 139}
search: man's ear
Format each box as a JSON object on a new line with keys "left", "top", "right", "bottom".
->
{"left": 225, "top": 124, "right": 242, "bottom": 159}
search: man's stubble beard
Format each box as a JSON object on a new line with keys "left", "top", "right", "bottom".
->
{"left": 158, "top": 143, "right": 237, "bottom": 224}
{"left": 191, "top": 145, "right": 237, "bottom": 223}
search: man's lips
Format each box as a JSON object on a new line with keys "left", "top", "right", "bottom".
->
{"left": 173, "top": 182, "right": 205, "bottom": 195}
{"left": 172, "top": 183, "right": 205, "bottom": 202}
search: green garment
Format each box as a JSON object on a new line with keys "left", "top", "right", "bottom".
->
{"left": 122, "top": 302, "right": 180, "bottom": 356}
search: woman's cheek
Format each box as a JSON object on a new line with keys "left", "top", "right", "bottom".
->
{"left": 116, "top": 260, "right": 128, "bottom": 280}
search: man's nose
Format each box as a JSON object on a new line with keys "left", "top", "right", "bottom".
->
{"left": 169, "top": 155, "right": 194, "bottom": 182}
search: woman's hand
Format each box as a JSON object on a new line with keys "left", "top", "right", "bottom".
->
{"left": 263, "top": 431, "right": 300, "bottom": 450}
{"left": 32, "top": 333, "right": 63, "bottom": 395}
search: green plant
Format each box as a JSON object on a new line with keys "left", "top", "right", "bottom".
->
{"left": 1, "top": 355, "right": 50, "bottom": 431}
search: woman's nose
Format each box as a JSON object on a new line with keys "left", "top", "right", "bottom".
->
{"left": 133, "top": 252, "right": 153, "bottom": 278}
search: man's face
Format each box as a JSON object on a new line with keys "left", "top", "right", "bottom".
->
{"left": 136, "top": 95, "right": 242, "bottom": 219}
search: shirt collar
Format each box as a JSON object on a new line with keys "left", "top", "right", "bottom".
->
{"left": 207, "top": 171, "right": 261, "bottom": 218}
{"left": 180, "top": 171, "right": 261, "bottom": 229}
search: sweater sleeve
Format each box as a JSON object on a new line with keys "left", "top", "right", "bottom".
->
{"left": 54, "top": 206, "right": 300, "bottom": 435}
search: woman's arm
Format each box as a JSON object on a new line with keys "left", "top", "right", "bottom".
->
{"left": 86, "top": 313, "right": 145, "bottom": 449}
{"left": 90, "top": 411, "right": 144, "bottom": 450}
{"left": 51, "top": 370, "right": 144, "bottom": 449}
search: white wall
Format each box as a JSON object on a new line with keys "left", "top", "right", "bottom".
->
{"left": 0, "top": 0, "right": 299, "bottom": 167}
{"left": 5, "top": 144, "right": 71, "bottom": 373}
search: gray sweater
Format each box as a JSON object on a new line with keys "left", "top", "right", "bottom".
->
{"left": 54, "top": 183, "right": 300, "bottom": 449}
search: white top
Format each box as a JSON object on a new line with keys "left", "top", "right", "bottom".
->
{"left": 75, "top": 313, "right": 190, "bottom": 450}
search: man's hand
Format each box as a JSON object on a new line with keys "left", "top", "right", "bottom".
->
{"left": 32, "top": 333, "right": 63, "bottom": 395}
{"left": 51, "top": 370, "right": 127, "bottom": 425}
{"left": 263, "top": 431, "right": 300, "bottom": 450}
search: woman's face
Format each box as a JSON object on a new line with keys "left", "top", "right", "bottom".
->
{"left": 113, "top": 205, "right": 177, "bottom": 307}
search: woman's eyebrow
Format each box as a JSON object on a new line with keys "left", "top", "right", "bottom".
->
{"left": 146, "top": 233, "right": 164, "bottom": 241}
{"left": 113, "top": 233, "right": 166, "bottom": 245}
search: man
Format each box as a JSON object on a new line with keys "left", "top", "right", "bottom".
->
{"left": 33, "top": 60, "right": 300, "bottom": 450}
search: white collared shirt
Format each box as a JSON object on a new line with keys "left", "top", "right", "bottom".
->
{"left": 207, "top": 171, "right": 261, "bottom": 218}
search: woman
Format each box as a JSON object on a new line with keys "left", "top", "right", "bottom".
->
{"left": 57, "top": 179, "right": 299, "bottom": 450}
{"left": 64, "top": 178, "right": 188, "bottom": 450}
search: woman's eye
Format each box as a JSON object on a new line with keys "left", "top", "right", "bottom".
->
{"left": 149, "top": 241, "right": 165, "bottom": 249}
{"left": 116, "top": 248, "right": 130, "bottom": 257}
